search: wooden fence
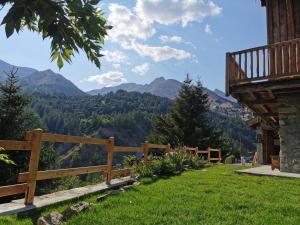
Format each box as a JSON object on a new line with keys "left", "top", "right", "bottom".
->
{"left": 0, "top": 129, "right": 220, "bottom": 205}
{"left": 180, "top": 146, "right": 222, "bottom": 163}
{"left": 0, "top": 129, "right": 172, "bottom": 205}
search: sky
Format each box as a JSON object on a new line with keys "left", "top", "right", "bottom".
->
{"left": 0, "top": 0, "right": 267, "bottom": 92}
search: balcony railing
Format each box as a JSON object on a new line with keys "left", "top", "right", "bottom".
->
{"left": 226, "top": 38, "right": 300, "bottom": 95}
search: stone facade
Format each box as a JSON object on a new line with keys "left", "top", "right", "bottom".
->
{"left": 278, "top": 94, "right": 300, "bottom": 173}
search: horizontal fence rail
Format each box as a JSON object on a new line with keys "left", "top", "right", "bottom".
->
{"left": 113, "top": 146, "right": 143, "bottom": 153}
{"left": 17, "top": 165, "right": 108, "bottom": 183}
{"left": 0, "top": 129, "right": 221, "bottom": 206}
{"left": 0, "top": 184, "right": 28, "bottom": 197}
{"left": 226, "top": 38, "right": 300, "bottom": 94}
{"left": 0, "top": 140, "right": 32, "bottom": 151}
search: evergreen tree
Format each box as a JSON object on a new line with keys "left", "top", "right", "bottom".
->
{"left": 150, "top": 75, "right": 219, "bottom": 149}
{"left": 0, "top": 70, "right": 56, "bottom": 198}
{"left": 0, "top": 69, "right": 30, "bottom": 139}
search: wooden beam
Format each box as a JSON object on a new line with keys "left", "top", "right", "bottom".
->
{"left": 18, "top": 165, "right": 108, "bottom": 183}
{"left": 25, "top": 129, "right": 42, "bottom": 205}
{"left": 197, "top": 151, "right": 208, "bottom": 154}
{"left": 262, "top": 112, "right": 279, "bottom": 117}
{"left": 258, "top": 104, "right": 269, "bottom": 113}
{"left": 111, "top": 168, "right": 131, "bottom": 176}
{"left": 106, "top": 137, "right": 114, "bottom": 185}
{"left": 231, "top": 78, "right": 300, "bottom": 94}
{"left": 244, "top": 99, "right": 277, "bottom": 105}
{"left": 148, "top": 143, "right": 167, "bottom": 149}
{"left": 247, "top": 91, "right": 257, "bottom": 100}
{"left": 39, "top": 133, "right": 109, "bottom": 145}
{"left": 0, "top": 140, "right": 32, "bottom": 151}
{"left": 267, "top": 90, "right": 275, "bottom": 99}
{"left": 0, "top": 183, "right": 27, "bottom": 197}
{"left": 113, "top": 146, "right": 143, "bottom": 153}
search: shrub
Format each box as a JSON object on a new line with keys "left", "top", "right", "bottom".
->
{"left": 135, "top": 162, "right": 154, "bottom": 178}
{"left": 191, "top": 156, "right": 205, "bottom": 169}
{"left": 149, "top": 159, "right": 162, "bottom": 175}
{"left": 134, "top": 151, "right": 205, "bottom": 179}
{"left": 169, "top": 152, "right": 185, "bottom": 171}
{"left": 159, "top": 157, "right": 177, "bottom": 176}
{"left": 123, "top": 155, "right": 138, "bottom": 167}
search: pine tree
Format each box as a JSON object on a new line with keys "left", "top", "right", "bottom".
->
{"left": 171, "top": 75, "right": 212, "bottom": 147}
{"left": 0, "top": 68, "right": 30, "bottom": 139}
{"left": 0, "top": 69, "right": 31, "bottom": 189}
{"left": 150, "top": 74, "right": 219, "bottom": 149}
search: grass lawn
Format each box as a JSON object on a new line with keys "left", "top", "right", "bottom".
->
{"left": 1, "top": 165, "right": 300, "bottom": 225}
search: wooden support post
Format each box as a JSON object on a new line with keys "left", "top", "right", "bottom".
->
{"left": 166, "top": 144, "right": 171, "bottom": 155}
{"left": 143, "top": 141, "right": 149, "bottom": 164}
{"left": 207, "top": 147, "right": 211, "bottom": 162}
{"left": 218, "top": 149, "right": 222, "bottom": 162}
{"left": 25, "top": 129, "right": 43, "bottom": 205}
{"left": 195, "top": 147, "right": 199, "bottom": 156}
{"left": 106, "top": 137, "right": 114, "bottom": 185}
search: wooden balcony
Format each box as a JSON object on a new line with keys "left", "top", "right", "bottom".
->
{"left": 225, "top": 38, "right": 300, "bottom": 128}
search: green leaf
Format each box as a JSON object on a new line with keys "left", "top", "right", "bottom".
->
{"left": 0, "top": 147, "right": 16, "bottom": 165}
{"left": 57, "top": 54, "right": 64, "bottom": 69}
{"left": 5, "top": 21, "right": 15, "bottom": 38}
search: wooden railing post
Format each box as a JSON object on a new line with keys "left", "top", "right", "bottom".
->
{"left": 195, "top": 147, "right": 199, "bottom": 156}
{"left": 218, "top": 149, "right": 222, "bottom": 162}
{"left": 143, "top": 141, "right": 149, "bottom": 164}
{"left": 25, "top": 129, "right": 43, "bottom": 205}
{"left": 106, "top": 137, "right": 114, "bottom": 185}
{"left": 207, "top": 147, "right": 211, "bottom": 163}
{"left": 166, "top": 144, "right": 171, "bottom": 155}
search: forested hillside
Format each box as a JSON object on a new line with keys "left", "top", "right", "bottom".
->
{"left": 27, "top": 90, "right": 255, "bottom": 169}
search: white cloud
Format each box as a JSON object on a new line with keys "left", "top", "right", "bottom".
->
{"left": 87, "top": 71, "right": 127, "bottom": 87}
{"left": 136, "top": 0, "right": 222, "bottom": 27}
{"left": 159, "top": 35, "right": 183, "bottom": 43}
{"left": 107, "top": 3, "right": 155, "bottom": 45}
{"left": 102, "top": 50, "right": 126, "bottom": 63}
{"left": 204, "top": 24, "right": 212, "bottom": 34}
{"left": 132, "top": 63, "right": 150, "bottom": 75}
{"left": 112, "top": 63, "right": 121, "bottom": 69}
{"left": 131, "top": 41, "right": 191, "bottom": 62}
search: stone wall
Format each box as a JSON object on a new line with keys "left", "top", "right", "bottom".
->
{"left": 278, "top": 94, "right": 300, "bottom": 173}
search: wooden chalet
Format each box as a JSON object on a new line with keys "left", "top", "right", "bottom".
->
{"left": 226, "top": 0, "right": 300, "bottom": 173}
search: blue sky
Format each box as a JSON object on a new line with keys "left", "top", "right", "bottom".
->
{"left": 0, "top": 0, "right": 266, "bottom": 92}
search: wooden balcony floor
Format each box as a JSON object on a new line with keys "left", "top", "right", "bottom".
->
{"left": 230, "top": 77, "right": 300, "bottom": 128}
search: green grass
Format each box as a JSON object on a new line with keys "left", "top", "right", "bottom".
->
{"left": 1, "top": 165, "right": 300, "bottom": 225}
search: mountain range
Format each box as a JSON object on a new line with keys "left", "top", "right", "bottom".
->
{"left": 0, "top": 59, "right": 243, "bottom": 117}
{"left": 87, "top": 77, "right": 236, "bottom": 103}
{"left": 0, "top": 59, "right": 85, "bottom": 96}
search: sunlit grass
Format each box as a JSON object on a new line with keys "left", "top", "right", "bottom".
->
{"left": 1, "top": 165, "right": 300, "bottom": 225}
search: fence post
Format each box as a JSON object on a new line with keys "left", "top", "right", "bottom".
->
{"left": 195, "top": 147, "right": 199, "bottom": 156}
{"left": 106, "top": 137, "right": 114, "bottom": 185}
{"left": 25, "top": 129, "right": 43, "bottom": 205}
{"left": 143, "top": 141, "right": 149, "bottom": 164}
{"left": 207, "top": 147, "right": 211, "bottom": 163}
{"left": 166, "top": 144, "right": 171, "bottom": 155}
{"left": 218, "top": 149, "right": 222, "bottom": 162}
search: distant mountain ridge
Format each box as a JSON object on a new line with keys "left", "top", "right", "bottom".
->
{"left": 0, "top": 59, "right": 85, "bottom": 96}
{"left": 88, "top": 77, "right": 181, "bottom": 99}
{"left": 88, "top": 77, "right": 237, "bottom": 103}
